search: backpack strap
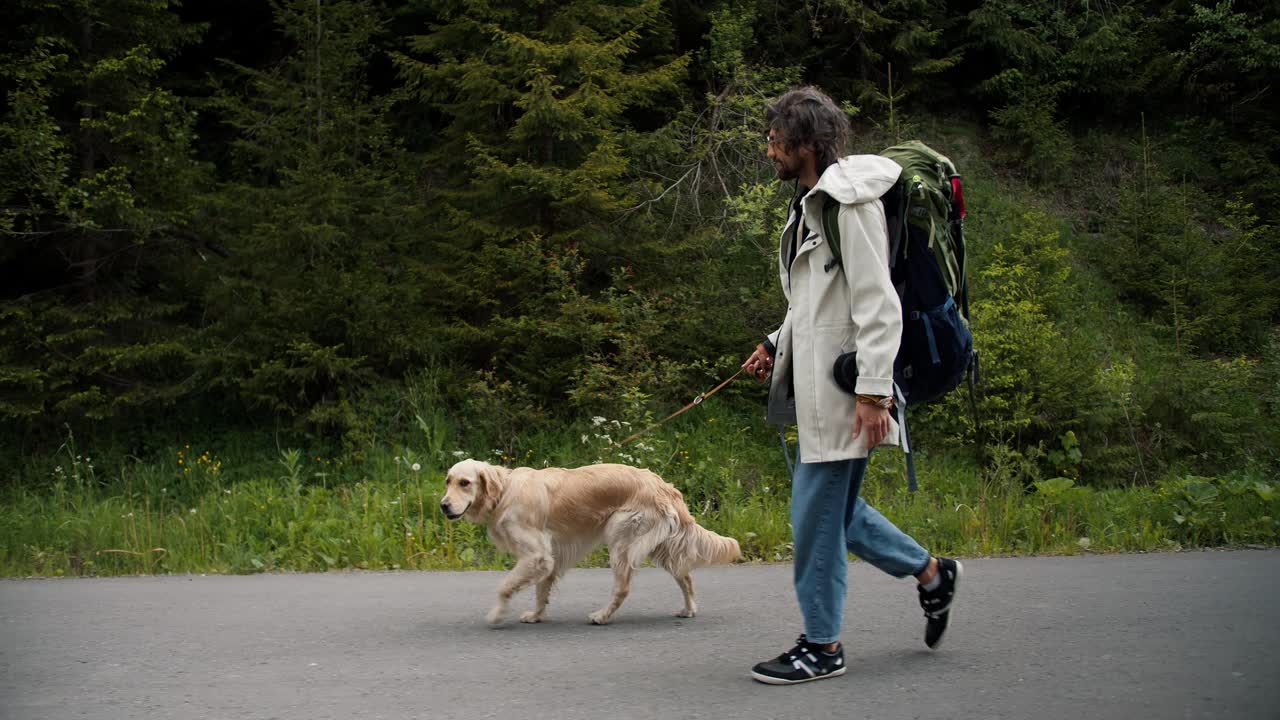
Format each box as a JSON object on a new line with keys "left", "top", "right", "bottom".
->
{"left": 894, "top": 382, "right": 918, "bottom": 492}
{"left": 887, "top": 185, "right": 908, "bottom": 271}
{"left": 953, "top": 214, "right": 971, "bottom": 322}
{"left": 779, "top": 427, "right": 796, "bottom": 478}
{"left": 821, "top": 195, "right": 843, "bottom": 274}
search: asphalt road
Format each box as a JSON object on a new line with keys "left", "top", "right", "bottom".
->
{"left": 2, "top": 550, "right": 1278, "bottom": 720}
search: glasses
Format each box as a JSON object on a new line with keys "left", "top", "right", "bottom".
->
{"left": 766, "top": 134, "right": 785, "bottom": 148}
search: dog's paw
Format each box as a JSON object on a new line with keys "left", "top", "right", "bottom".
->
{"left": 519, "top": 611, "right": 543, "bottom": 624}
{"left": 486, "top": 606, "right": 508, "bottom": 626}
{"left": 587, "top": 610, "right": 612, "bottom": 625}
{"left": 674, "top": 607, "right": 697, "bottom": 618}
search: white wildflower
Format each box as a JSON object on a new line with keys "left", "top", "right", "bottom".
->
{"left": 189, "top": 508, "right": 197, "bottom": 514}
{"left": 591, "top": 416, "right": 606, "bottom": 426}
{"left": 452, "top": 450, "right": 466, "bottom": 458}
{"left": 411, "top": 463, "right": 421, "bottom": 472}
{"left": 581, "top": 434, "right": 589, "bottom": 444}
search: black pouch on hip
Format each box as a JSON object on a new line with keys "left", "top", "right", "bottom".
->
{"left": 832, "top": 351, "right": 859, "bottom": 395}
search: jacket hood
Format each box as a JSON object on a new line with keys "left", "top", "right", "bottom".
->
{"left": 809, "top": 154, "right": 902, "bottom": 205}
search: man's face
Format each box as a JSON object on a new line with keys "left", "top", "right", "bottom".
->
{"left": 767, "top": 129, "right": 806, "bottom": 181}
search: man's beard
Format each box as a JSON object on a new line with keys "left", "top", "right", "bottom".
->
{"left": 774, "top": 157, "right": 802, "bottom": 181}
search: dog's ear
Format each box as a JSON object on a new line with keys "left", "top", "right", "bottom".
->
{"left": 473, "top": 462, "right": 508, "bottom": 515}
{"left": 480, "top": 462, "right": 507, "bottom": 497}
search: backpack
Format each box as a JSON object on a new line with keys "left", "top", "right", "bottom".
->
{"left": 821, "top": 141, "right": 979, "bottom": 488}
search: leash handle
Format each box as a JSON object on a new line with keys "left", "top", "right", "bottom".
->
{"left": 617, "top": 368, "right": 745, "bottom": 446}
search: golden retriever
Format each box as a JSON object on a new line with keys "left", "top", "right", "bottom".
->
{"left": 441, "top": 459, "right": 741, "bottom": 626}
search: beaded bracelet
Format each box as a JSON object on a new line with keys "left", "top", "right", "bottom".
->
{"left": 855, "top": 394, "right": 894, "bottom": 409}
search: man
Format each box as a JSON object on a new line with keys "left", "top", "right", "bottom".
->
{"left": 741, "top": 86, "right": 963, "bottom": 685}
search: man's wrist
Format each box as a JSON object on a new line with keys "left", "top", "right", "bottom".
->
{"left": 855, "top": 394, "right": 893, "bottom": 409}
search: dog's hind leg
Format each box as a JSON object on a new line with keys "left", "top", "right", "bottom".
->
{"left": 672, "top": 572, "right": 697, "bottom": 618}
{"left": 590, "top": 514, "right": 664, "bottom": 625}
{"left": 652, "top": 545, "right": 697, "bottom": 618}
{"left": 588, "top": 555, "right": 635, "bottom": 626}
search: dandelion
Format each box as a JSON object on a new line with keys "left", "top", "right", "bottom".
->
{"left": 411, "top": 463, "right": 421, "bottom": 472}
{"left": 189, "top": 508, "right": 197, "bottom": 515}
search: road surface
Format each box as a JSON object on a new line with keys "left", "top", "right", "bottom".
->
{"left": 2, "top": 550, "right": 1277, "bottom": 719}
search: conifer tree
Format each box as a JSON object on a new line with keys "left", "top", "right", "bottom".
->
{"left": 393, "top": 0, "right": 688, "bottom": 402}
{"left": 0, "top": 0, "right": 209, "bottom": 427}
{"left": 201, "top": 0, "right": 430, "bottom": 440}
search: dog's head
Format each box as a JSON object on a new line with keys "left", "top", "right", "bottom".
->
{"left": 441, "top": 459, "right": 507, "bottom": 522}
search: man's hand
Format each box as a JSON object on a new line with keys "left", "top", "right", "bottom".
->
{"left": 742, "top": 343, "right": 774, "bottom": 383}
{"left": 852, "top": 402, "right": 891, "bottom": 448}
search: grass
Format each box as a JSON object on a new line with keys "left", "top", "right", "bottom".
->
{"left": 1, "top": 404, "right": 1276, "bottom": 577}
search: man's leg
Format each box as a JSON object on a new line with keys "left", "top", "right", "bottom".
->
{"left": 842, "top": 478, "right": 963, "bottom": 649}
{"left": 751, "top": 456, "right": 858, "bottom": 684}
{"left": 792, "top": 457, "right": 862, "bottom": 644}
{"left": 844, "top": 496, "right": 931, "bottom": 579}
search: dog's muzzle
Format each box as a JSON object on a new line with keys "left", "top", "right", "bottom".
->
{"left": 441, "top": 501, "right": 470, "bottom": 520}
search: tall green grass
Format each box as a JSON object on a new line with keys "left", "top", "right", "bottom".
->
{"left": 2, "top": 406, "right": 1276, "bottom": 577}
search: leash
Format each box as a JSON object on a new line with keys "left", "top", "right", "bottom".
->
{"left": 617, "top": 368, "right": 746, "bottom": 446}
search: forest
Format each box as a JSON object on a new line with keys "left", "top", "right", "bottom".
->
{"left": 1, "top": 0, "right": 1277, "bottom": 573}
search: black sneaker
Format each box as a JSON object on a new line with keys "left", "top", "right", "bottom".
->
{"left": 918, "top": 557, "right": 963, "bottom": 649}
{"left": 750, "top": 634, "right": 846, "bottom": 685}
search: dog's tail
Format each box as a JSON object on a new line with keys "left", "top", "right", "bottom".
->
{"left": 659, "top": 521, "right": 741, "bottom": 569}
{"left": 650, "top": 475, "right": 740, "bottom": 568}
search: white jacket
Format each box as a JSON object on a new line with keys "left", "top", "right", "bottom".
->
{"left": 765, "top": 155, "right": 903, "bottom": 461}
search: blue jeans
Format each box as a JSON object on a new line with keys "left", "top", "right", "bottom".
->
{"left": 791, "top": 453, "right": 931, "bottom": 644}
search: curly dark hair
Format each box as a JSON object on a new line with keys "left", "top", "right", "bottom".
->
{"left": 765, "top": 86, "right": 851, "bottom": 174}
